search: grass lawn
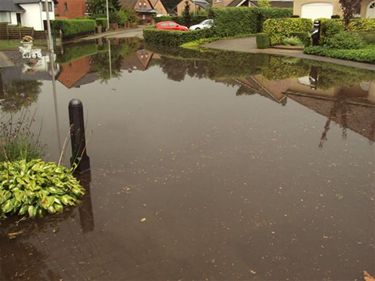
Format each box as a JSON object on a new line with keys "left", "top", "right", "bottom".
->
{"left": 304, "top": 45, "right": 375, "bottom": 64}
{"left": 0, "top": 40, "right": 47, "bottom": 51}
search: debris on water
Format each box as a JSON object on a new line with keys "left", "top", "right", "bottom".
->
{"left": 140, "top": 218, "right": 146, "bottom": 223}
{"left": 250, "top": 269, "right": 256, "bottom": 274}
{"left": 364, "top": 271, "right": 375, "bottom": 281}
{"left": 7, "top": 230, "right": 24, "bottom": 239}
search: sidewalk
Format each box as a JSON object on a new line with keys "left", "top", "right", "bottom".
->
{"left": 67, "top": 27, "right": 144, "bottom": 43}
{"left": 204, "top": 37, "right": 375, "bottom": 71}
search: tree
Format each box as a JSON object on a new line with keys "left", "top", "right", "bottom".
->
{"left": 339, "top": 0, "right": 361, "bottom": 29}
{"left": 258, "top": 0, "right": 271, "bottom": 8}
{"left": 87, "top": 0, "right": 120, "bottom": 16}
{"left": 183, "top": 1, "right": 191, "bottom": 27}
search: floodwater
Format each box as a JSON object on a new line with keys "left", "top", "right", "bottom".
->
{"left": 0, "top": 38, "right": 374, "bottom": 281}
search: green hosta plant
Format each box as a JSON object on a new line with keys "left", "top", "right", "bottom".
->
{"left": 0, "top": 159, "right": 85, "bottom": 219}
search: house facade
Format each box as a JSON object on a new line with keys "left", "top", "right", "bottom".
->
{"left": 0, "top": 0, "right": 55, "bottom": 31}
{"left": 55, "top": 0, "right": 87, "bottom": 18}
{"left": 120, "top": 0, "right": 168, "bottom": 22}
{"left": 293, "top": 0, "right": 375, "bottom": 19}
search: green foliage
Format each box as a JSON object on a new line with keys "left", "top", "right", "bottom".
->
{"left": 257, "top": 0, "right": 271, "bottom": 8}
{"left": 304, "top": 45, "right": 375, "bottom": 63}
{"left": 290, "top": 31, "right": 311, "bottom": 46}
{"left": 87, "top": 0, "right": 120, "bottom": 15}
{"left": 143, "top": 27, "right": 214, "bottom": 47}
{"left": 117, "top": 9, "right": 129, "bottom": 25}
{"left": 357, "top": 32, "right": 375, "bottom": 44}
{"left": 348, "top": 19, "right": 375, "bottom": 32}
{"left": 52, "top": 19, "right": 96, "bottom": 39}
{"left": 263, "top": 18, "right": 312, "bottom": 45}
{"left": 282, "top": 36, "right": 303, "bottom": 46}
{"left": 261, "top": 56, "right": 310, "bottom": 80}
{"left": 95, "top": 17, "right": 108, "bottom": 29}
{"left": 325, "top": 32, "right": 365, "bottom": 49}
{"left": 0, "top": 113, "right": 44, "bottom": 162}
{"left": 0, "top": 159, "right": 85, "bottom": 219}
{"left": 210, "top": 7, "right": 292, "bottom": 37}
{"left": 256, "top": 33, "right": 270, "bottom": 49}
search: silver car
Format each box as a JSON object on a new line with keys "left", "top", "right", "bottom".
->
{"left": 189, "top": 19, "right": 214, "bottom": 31}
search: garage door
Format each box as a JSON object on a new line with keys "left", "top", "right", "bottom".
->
{"left": 301, "top": 3, "right": 333, "bottom": 19}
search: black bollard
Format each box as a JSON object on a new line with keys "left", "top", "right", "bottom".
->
{"left": 311, "top": 20, "right": 321, "bottom": 46}
{"left": 69, "top": 99, "right": 90, "bottom": 174}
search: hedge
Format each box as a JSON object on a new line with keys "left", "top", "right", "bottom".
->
{"left": 357, "top": 32, "right": 375, "bottom": 44}
{"left": 52, "top": 19, "right": 96, "bottom": 39}
{"left": 143, "top": 28, "right": 213, "bottom": 47}
{"left": 210, "top": 7, "right": 292, "bottom": 37}
{"left": 95, "top": 18, "right": 108, "bottom": 29}
{"left": 155, "top": 15, "right": 208, "bottom": 27}
{"left": 263, "top": 18, "right": 312, "bottom": 45}
{"left": 256, "top": 33, "right": 270, "bottom": 49}
{"left": 304, "top": 45, "right": 375, "bottom": 64}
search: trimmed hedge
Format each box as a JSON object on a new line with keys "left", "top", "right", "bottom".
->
{"left": 256, "top": 33, "right": 270, "bottom": 49}
{"left": 96, "top": 18, "right": 108, "bottom": 29}
{"left": 263, "top": 18, "right": 312, "bottom": 45}
{"left": 211, "top": 7, "right": 292, "bottom": 37}
{"left": 52, "top": 19, "right": 96, "bottom": 39}
{"left": 325, "top": 32, "right": 365, "bottom": 49}
{"left": 143, "top": 28, "right": 213, "bottom": 47}
{"left": 304, "top": 45, "right": 375, "bottom": 64}
{"left": 357, "top": 32, "right": 375, "bottom": 44}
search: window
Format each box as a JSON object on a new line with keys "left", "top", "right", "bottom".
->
{"left": 0, "top": 12, "right": 11, "bottom": 23}
{"left": 64, "top": 2, "right": 68, "bottom": 11}
{"left": 370, "top": 2, "right": 375, "bottom": 8}
{"left": 42, "top": 1, "right": 53, "bottom": 12}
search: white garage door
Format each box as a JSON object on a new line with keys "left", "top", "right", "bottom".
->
{"left": 301, "top": 3, "right": 334, "bottom": 19}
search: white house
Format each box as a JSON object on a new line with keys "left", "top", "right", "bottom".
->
{"left": 0, "top": 0, "right": 55, "bottom": 31}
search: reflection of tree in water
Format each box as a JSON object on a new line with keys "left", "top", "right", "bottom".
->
{"left": 319, "top": 92, "right": 352, "bottom": 148}
{"left": 1, "top": 80, "right": 41, "bottom": 113}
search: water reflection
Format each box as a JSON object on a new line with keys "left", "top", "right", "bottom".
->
{"left": 0, "top": 38, "right": 374, "bottom": 280}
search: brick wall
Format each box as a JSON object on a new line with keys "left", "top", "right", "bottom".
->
{"left": 55, "top": 0, "right": 87, "bottom": 19}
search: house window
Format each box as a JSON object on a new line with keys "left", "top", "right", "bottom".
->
{"left": 42, "top": 1, "right": 53, "bottom": 12}
{"left": 370, "top": 2, "right": 375, "bottom": 8}
{"left": 0, "top": 12, "right": 11, "bottom": 23}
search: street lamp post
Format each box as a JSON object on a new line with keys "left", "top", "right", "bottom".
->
{"left": 106, "top": 0, "right": 110, "bottom": 31}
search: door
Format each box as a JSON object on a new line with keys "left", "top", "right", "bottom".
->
{"left": 16, "top": 13, "right": 21, "bottom": 25}
{"left": 301, "top": 3, "right": 334, "bottom": 19}
{"left": 368, "top": 1, "right": 375, "bottom": 18}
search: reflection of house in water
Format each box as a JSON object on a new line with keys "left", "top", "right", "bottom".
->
{"left": 122, "top": 49, "right": 153, "bottom": 72}
{"left": 236, "top": 73, "right": 375, "bottom": 144}
{"left": 57, "top": 57, "right": 97, "bottom": 89}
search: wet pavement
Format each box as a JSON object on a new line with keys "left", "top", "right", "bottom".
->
{"left": 0, "top": 38, "right": 374, "bottom": 281}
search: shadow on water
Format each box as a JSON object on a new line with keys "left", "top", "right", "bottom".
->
{"left": 0, "top": 38, "right": 374, "bottom": 280}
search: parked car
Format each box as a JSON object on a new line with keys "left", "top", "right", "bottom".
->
{"left": 156, "top": 21, "right": 189, "bottom": 31}
{"left": 189, "top": 19, "right": 214, "bottom": 31}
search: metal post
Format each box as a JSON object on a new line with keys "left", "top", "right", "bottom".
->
{"left": 106, "top": 0, "right": 110, "bottom": 31}
{"left": 69, "top": 99, "right": 90, "bottom": 173}
{"left": 43, "top": 0, "right": 54, "bottom": 53}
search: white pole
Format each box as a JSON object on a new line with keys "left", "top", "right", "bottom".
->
{"left": 106, "top": 0, "right": 110, "bottom": 31}
{"left": 43, "top": 0, "right": 54, "bottom": 53}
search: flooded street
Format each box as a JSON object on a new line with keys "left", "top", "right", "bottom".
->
{"left": 0, "top": 38, "right": 374, "bottom": 280}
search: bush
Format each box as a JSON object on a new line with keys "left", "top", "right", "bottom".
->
{"left": 282, "top": 36, "right": 303, "bottom": 46}
{"left": 256, "top": 33, "right": 270, "bottom": 49}
{"left": 304, "top": 45, "right": 375, "bottom": 63}
{"left": 325, "top": 32, "right": 365, "bottom": 49}
{"left": 52, "top": 19, "right": 96, "bottom": 39}
{"left": 95, "top": 17, "right": 108, "bottom": 29}
{"left": 348, "top": 18, "right": 375, "bottom": 32}
{"left": 117, "top": 9, "right": 128, "bottom": 25}
{"left": 263, "top": 18, "right": 312, "bottom": 45}
{"left": 155, "top": 15, "right": 208, "bottom": 27}
{"left": 210, "top": 7, "right": 292, "bottom": 37}
{"left": 357, "top": 32, "right": 375, "bottom": 44}
{"left": 143, "top": 27, "right": 213, "bottom": 47}
{"left": 290, "top": 31, "right": 311, "bottom": 46}
{"left": 0, "top": 159, "right": 85, "bottom": 219}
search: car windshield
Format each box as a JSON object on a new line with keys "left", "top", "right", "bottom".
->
{"left": 169, "top": 22, "right": 177, "bottom": 26}
{"left": 202, "top": 19, "right": 212, "bottom": 25}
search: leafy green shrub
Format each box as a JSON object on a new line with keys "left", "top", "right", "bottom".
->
{"left": 290, "top": 31, "right": 311, "bottom": 46}
{"left": 210, "top": 7, "right": 292, "bottom": 37}
{"left": 263, "top": 18, "right": 312, "bottom": 45}
{"left": 304, "top": 45, "right": 375, "bottom": 63}
{"left": 0, "top": 159, "right": 85, "bottom": 219}
{"left": 282, "top": 36, "right": 303, "bottom": 46}
{"left": 155, "top": 15, "right": 208, "bottom": 27}
{"left": 357, "top": 32, "right": 375, "bottom": 44}
{"left": 143, "top": 27, "right": 213, "bottom": 47}
{"left": 95, "top": 17, "right": 108, "bottom": 29}
{"left": 117, "top": 9, "right": 128, "bottom": 25}
{"left": 51, "top": 19, "right": 96, "bottom": 39}
{"left": 348, "top": 19, "right": 375, "bottom": 32}
{"left": 256, "top": 33, "right": 270, "bottom": 49}
{"left": 325, "top": 32, "right": 365, "bottom": 49}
